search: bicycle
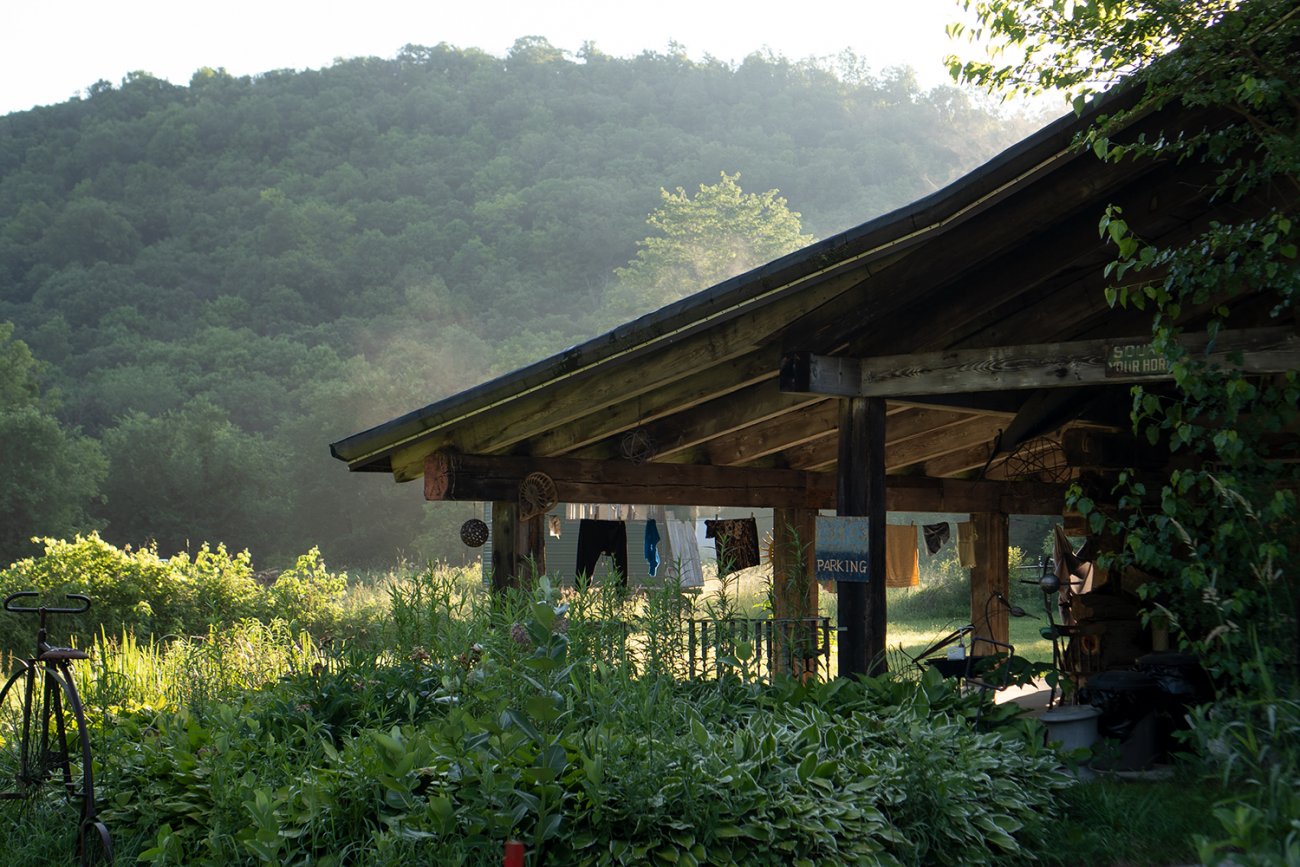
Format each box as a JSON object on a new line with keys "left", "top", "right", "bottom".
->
{"left": 0, "top": 591, "right": 112, "bottom": 865}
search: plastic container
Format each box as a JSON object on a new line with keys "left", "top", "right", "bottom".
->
{"left": 1041, "top": 704, "right": 1103, "bottom": 752}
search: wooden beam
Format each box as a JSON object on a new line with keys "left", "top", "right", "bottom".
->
{"left": 885, "top": 416, "right": 1004, "bottom": 472}
{"left": 774, "top": 135, "right": 1164, "bottom": 358}
{"left": 519, "top": 514, "right": 546, "bottom": 585}
{"left": 490, "top": 501, "right": 520, "bottom": 592}
{"left": 969, "top": 511, "right": 1010, "bottom": 652}
{"left": 529, "top": 350, "right": 781, "bottom": 457}
{"left": 923, "top": 443, "right": 994, "bottom": 478}
{"left": 705, "top": 400, "right": 839, "bottom": 466}
{"left": 892, "top": 476, "right": 1064, "bottom": 514}
{"left": 781, "top": 327, "right": 1300, "bottom": 399}
{"left": 835, "top": 398, "right": 888, "bottom": 678}
{"left": 781, "top": 407, "right": 986, "bottom": 471}
{"left": 571, "top": 377, "right": 822, "bottom": 462}
{"left": 426, "top": 450, "right": 835, "bottom": 509}
{"left": 424, "top": 450, "right": 1066, "bottom": 514}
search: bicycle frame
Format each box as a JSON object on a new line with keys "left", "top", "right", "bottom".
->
{"left": 0, "top": 591, "right": 111, "bottom": 865}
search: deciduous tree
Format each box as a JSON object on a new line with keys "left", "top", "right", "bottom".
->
{"left": 604, "top": 172, "right": 813, "bottom": 321}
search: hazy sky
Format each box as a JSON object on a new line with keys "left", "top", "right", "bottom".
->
{"left": 1, "top": 0, "right": 1004, "bottom": 116}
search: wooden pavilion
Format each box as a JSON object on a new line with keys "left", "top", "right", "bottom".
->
{"left": 330, "top": 85, "right": 1298, "bottom": 677}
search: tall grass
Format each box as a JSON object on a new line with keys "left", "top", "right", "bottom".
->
{"left": 76, "top": 620, "right": 326, "bottom": 718}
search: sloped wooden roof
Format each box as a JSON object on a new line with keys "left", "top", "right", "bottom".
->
{"left": 330, "top": 86, "right": 1264, "bottom": 498}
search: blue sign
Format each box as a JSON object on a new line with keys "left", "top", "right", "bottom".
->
{"left": 815, "top": 516, "right": 871, "bottom": 583}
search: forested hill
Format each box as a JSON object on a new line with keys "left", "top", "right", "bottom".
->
{"left": 0, "top": 39, "right": 1040, "bottom": 567}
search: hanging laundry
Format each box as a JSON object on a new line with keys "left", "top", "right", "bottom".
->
{"left": 575, "top": 519, "right": 629, "bottom": 586}
{"left": 547, "top": 515, "right": 562, "bottom": 538}
{"left": 922, "top": 522, "right": 950, "bottom": 556}
{"left": 704, "top": 518, "right": 760, "bottom": 577}
{"left": 885, "top": 524, "right": 920, "bottom": 588}
{"left": 666, "top": 520, "right": 704, "bottom": 587}
{"left": 956, "top": 521, "right": 977, "bottom": 568}
{"left": 644, "top": 519, "right": 661, "bottom": 577}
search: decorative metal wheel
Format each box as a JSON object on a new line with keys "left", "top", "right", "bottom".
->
{"left": 518, "top": 472, "right": 558, "bottom": 520}
{"left": 990, "top": 435, "right": 1072, "bottom": 483}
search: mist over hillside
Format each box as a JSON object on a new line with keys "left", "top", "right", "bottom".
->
{"left": 0, "top": 39, "right": 1040, "bottom": 567}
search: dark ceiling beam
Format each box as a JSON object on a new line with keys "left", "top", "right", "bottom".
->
{"left": 570, "top": 376, "right": 825, "bottom": 462}
{"left": 779, "top": 412, "right": 1004, "bottom": 473}
{"left": 839, "top": 157, "right": 1222, "bottom": 360}
{"left": 781, "top": 327, "right": 1300, "bottom": 400}
{"left": 422, "top": 450, "right": 1066, "bottom": 514}
{"left": 704, "top": 400, "right": 840, "bottom": 466}
{"left": 924, "top": 443, "right": 996, "bottom": 479}
{"left": 771, "top": 138, "right": 1164, "bottom": 359}
{"left": 525, "top": 349, "right": 779, "bottom": 457}
{"left": 885, "top": 416, "right": 1005, "bottom": 472}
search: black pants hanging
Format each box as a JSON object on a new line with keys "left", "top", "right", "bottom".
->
{"left": 575, "top": 520, "right": 629, "bottom": 586}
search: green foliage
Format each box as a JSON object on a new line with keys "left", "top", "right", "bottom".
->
{"left": 97, "top": 399, "right": 287, "bottom": 557}
{"left": 1046, "top": 772, "right": 1226, "bottom": 866}
{"left": 1184, "top": 695, "right": 1300, "bottom": 866}
{"left": 605, "top": 172, "right": 814, "bottom": 319}
{"left": 0, "top": 323, "right": 106, "bottom": 563}
{"left": 37, "top": 575, "right": 1073, "bottom": 866}
{"left": 954, "top": 1, "right": 1300, "bottom": 857}
{"left": 265, "top": 547, "right": 348, "bottom": 632}
{"left": 947, "top": 0, "right": 1239, "bottom": 107}
{"left": 0, "top": 561, "right": 1228, "bottom": 865}
{"left": 0, "top": 533, "right": 354, "bottom": 654}
{"left": 0, "top": 45, "right": 1035, "bottom": 568}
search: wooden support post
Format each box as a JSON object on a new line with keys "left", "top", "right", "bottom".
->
{"left": 518, "top": 514, "right": 546, "bottom": 587}
{"left": 772, "top": 506, "right": 818, "bottom": 679}
{"left": 837, "top": 397, "right": 887, "bottom": 677}
{"left": 969, "top": 511, "right": 1010, "bottom": 652}
{"left": 491, "top": 501, "right": 520, "bottom": 592}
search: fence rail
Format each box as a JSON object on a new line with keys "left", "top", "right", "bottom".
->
{"left": 686, "top": 617, "right": 833, "bottom": 681}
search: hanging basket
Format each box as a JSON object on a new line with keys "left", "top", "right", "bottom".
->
{"left": 619, "top": 428, "right": 655, "bottom": 463}
{"left": 518, "top": 472, "right": 558, "bottom": 521}
{"left": 460, "top": 518, "right": 489, "bottom": 548}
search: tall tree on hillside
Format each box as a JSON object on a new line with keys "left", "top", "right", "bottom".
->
{"left": 0, "top": 323, "right": 106, "bottom": 564}
{"left": 602, "top": 172, "right": 814, "bottom": 321}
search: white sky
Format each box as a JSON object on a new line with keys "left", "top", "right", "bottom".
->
{"left": 1, "top": 0, "right": 1009, "bottom": 117}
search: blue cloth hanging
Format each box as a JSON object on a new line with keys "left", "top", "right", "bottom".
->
{"left": 644, "top": 519, "right": 661, "bottom": 577}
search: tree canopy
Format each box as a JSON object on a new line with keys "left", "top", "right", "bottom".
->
{"left": 0, "top": 41, "right": 1038, "bottom": 567}
{"left": 605, "top": 172, "right": 813, "bottom": 319}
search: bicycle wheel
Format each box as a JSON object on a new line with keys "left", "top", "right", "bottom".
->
{"left": 0, "top": 660, "right": 112, "bottom": 864}
{"left": 46, "top": 663, "right": 112, "bottom": 866}
{"left": 0, "top": 662, "right": 39, "bottom": 801}
{"left": 0, "top": 661, "right": 86, "bottom": 806}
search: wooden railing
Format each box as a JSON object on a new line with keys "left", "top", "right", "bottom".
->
{"left": 686, "top": 617, "right": 833, "bottom": 681}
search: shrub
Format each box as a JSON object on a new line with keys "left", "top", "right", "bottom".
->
{"left": 263, "top": 547, "right": 347, "bottom": 634}
{"left": 0, "top": 533, "right": 184, "bottom": 653}
{"left": 0, "top": 534, "right": 369, "bottom": 655}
